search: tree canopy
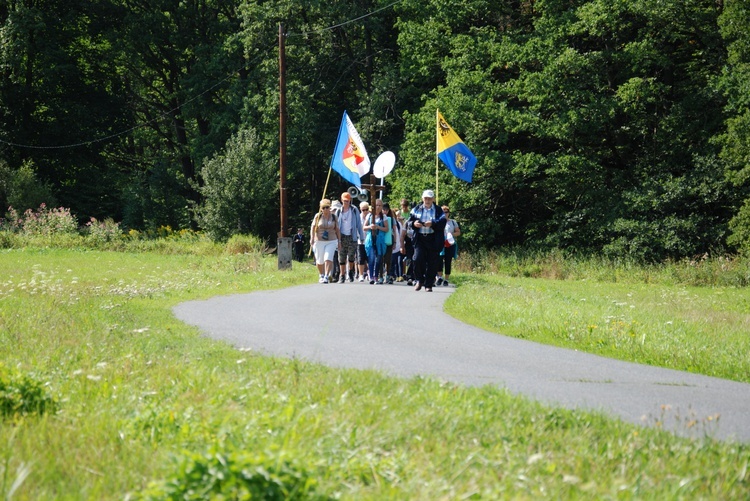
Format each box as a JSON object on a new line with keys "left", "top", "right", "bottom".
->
{"left": 1, "top": 0, "right": 749, "bottom": 259}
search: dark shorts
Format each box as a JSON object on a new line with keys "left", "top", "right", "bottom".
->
{"left": 356, "top": 243, "right": 368, "bottom": 265}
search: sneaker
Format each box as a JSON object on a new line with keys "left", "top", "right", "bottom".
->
{"left": 359, "top": 276, "right": 365, "bottom": 282}
{"left": 387, "top": 276, "right": 394, "bottom": 284}
{"left": 323, "top": 276, "right": 329, "bottom": 284}
{"left": 425, "top": 287, "right": 433, "bottom": 292}
{"left": 443, "top": 280, "right": 449, "bottom": 286}
{"left": 338, "top": 275, "right": 346, "bottom": 284}
{"left": 318, "top": 275, "right": 325, "bottom": 283}
{"left": 396, "top": 276, "right": 403, "bottom": 282}
{"left": 376, "top": 278, "right": 383, "bottom": 284}
{"left": 414, "top": 281, "right": 422, "bottom": 291}
{"left": 407, "top": 279, "right": 413, "bottom": 286}
{"left": 370, "top": 279, "right": 375, "bottom": 285}
{"left": 349, "top": 276, "right": 354, "bottom": 283}
{"left": 436, "top": 277, "right": 444, "bottom": 286}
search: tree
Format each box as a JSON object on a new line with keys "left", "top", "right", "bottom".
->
{"left": 717, "top": 0, "right": 750, "bottom": 253}
{"left": 194, "top": 128, "right": 277, "bottom": 241}
{"left": 0, "top": 0, "right": 131, "bottom": 220}
{"left": 394, "top": 0, "right": 738, "bottom": 260}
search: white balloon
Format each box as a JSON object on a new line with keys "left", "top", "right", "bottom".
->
{"left": 372, "top": 151, "right": 396, "bottom": 178}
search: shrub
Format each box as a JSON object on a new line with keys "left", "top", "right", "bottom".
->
{"left": 194, "top": 128, "right": 278, "bottom": 241}
{"left": 133, "top": 451, "right": 329, "bottom": 501}
{"left": 0, "top": 159, "right": 57, "bottom": 213}
{"left": 85, "top": 217, "right": 123, "bottom": 245}
{"left": 728, "top": 198, "right": 750, "bottom": 255}
{"left": 5, "top": 204, "right": 78, "bottom": 236}
{"left": 0, "top": 364, "right": 57, "bottom": 418}
{"left": 225, "top": 233, "right": 268, "bottom": 255}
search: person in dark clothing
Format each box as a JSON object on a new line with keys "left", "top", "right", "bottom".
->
{"left": 292, "top": 228, "right": 305, "bottom": 262}
{"left": 407, "top": 189, "right": 446, "bottom": 292}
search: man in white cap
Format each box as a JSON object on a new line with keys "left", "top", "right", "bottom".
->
{"left": 406, "top": 189, "right": 446, "bottom": 292}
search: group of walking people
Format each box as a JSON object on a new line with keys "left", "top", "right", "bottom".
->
{"left": 309, "top": 189, "right": 461, "bottom": 292}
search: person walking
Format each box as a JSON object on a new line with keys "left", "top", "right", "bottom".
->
{"left": 436, "top": 205, "right": 461, "bottom": 286}
{"left": 310, "top": 199, "right": 340, "bottom": 284}
{"left": 399, "top": 198, "right": 415, "bottom": 284}
{"left": 364, "top": 199, "right": 389, "bottom": 284}
{"left": 336, "top": 192, "right": 365, "bottom": 283}
{"left": 292, "top": 227, "right": 305, "bottom": 262}
{"left": 330, "top": 200, "right": 343, "bottom": 282}
{"left": 357, "top": 202, "right": 370, "bottom": 282}
{"left": 407, "top": 189, "right": 446, "bottom": 292}
{"left": 383, "top": 202, "right": 400, "bottom": 284}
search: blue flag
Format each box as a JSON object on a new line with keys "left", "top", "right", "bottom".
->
{"left": 330, "top": 111, "right": 370, "bottom": 187}
{"left": 436, "top": 110, "right": 477, "bottom": 183}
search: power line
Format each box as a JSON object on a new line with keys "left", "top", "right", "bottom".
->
{"left": 0, "top": 0, "right": 404, "bottom": 151}
{"left": 287, "top": 0, "right": 403, "bottom": 37}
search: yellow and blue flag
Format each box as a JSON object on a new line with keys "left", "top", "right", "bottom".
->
{"left": 437, "top": 110, "right": 477, "bottom": 183}
{"left": 330, "top": 111, "right": 370, "bottom": 187}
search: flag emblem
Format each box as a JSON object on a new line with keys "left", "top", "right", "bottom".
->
{"left": 436, "top": 110, "right": 477, "bottom": 183}
{"left": 331, "top": 111, "right": 370, "bottom": 187}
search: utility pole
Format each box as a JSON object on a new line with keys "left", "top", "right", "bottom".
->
{"left": 277, "top": 22, "right": 292, "bottom": 269}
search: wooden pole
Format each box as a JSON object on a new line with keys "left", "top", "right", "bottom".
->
{"left": 278, "top": 22, "right": 288, "bottom": 238}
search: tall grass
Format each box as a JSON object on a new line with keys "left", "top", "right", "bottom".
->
{"left": 460, "top": 247, "right": 750, "bottom": 287}
{"left": 1, "top": 241, "right": 749, "bottom": 499}
{"left": 448, "top": 248, "right": 750, "bottom": 383}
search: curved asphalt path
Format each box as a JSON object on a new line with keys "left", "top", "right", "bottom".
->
{"left": 173, "top": 282, "right": 750, "bottom": 442}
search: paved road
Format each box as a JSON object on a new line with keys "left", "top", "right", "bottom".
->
{"left": 173, "top": 282, "right": 750, "bottom": 442}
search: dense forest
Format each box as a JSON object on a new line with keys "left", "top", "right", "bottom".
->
{"left": 1, "top": 0, "right": 750, "bottom": 261}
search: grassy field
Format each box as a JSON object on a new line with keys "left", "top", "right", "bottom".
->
{"left": 445, "top": 275, "right": 750, "bottom": 384}
{"left": 1, "top": 245, "right": 749, "bottom": 499}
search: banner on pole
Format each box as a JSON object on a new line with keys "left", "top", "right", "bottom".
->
{"left": 330, "top": 111, "right": 370, "bottom": 187}
{"left": 436, "top": 110, "right": 477, "bottom": 183}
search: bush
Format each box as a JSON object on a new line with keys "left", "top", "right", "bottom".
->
{"left": 0, "top": 159, "right": 56, "bottom": 213}
{"left": 728, "top": 198, "right": 750, "bottom": 255}
{"left": 225, "top": 233, "right": 268, "bottom": 255}
{"left": 3, "top": 204, "right": 78, "bottom": 236}
{"left": 194, "top": 128, "right": 278, "bottom": 241}
{"left": 0, "top": 364, "right": 57, "bottom": 418}
{"left": 84, "top": 217, "right": 123, "bottom": 245}
{"left": 133, "top": 451, "right": 329, "bottom": 501}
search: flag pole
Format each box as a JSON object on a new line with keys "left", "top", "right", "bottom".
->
{"left": 435, "top": 108, "right": 440, "bottom": 204}
{"left": 322, "top": 166, "right": 332, "bottom": 201}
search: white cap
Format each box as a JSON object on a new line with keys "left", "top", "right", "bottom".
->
{"left": 422, "top": 189, "right": 435, "bottom": 199}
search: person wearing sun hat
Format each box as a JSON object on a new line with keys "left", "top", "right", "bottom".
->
{"left": 310, "top": 198, "right": 341, "bottom": 284}
{"left": 406, "top": 189, "right": 446, "bottom": 292}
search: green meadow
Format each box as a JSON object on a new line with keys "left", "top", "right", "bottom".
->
{"left": 1, "top": 243, "right": 749, "bottom": 499}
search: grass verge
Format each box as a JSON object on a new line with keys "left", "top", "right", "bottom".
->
{"left": 1, "top": 247, "right": 748, "bottom": 499}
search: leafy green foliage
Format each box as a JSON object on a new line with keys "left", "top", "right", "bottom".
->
{"left": 0, "top": 364, "right": 57, "bottom": 418}
{"left": 394, "top": 0, "right": 736, "bottom": 260}
{"left": 84, "top": 217, "right": 123, "bottom": 245}
{"left": 0, "top": 160, "right": 56, "bottom": 214}
{"left": 194, "top": 128, "right": 277, "bottom": 241}
{"left": 134, "top": 451, "right": 329, "bottom": 501}
{"left": 1, "top": 0, "right": 749, "bottom": 261}
{"left": 1, "top": 204, "right": 78, "bottom": 236}
{"left": 728, "top": 198, "right": 750, "bottom": 254}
